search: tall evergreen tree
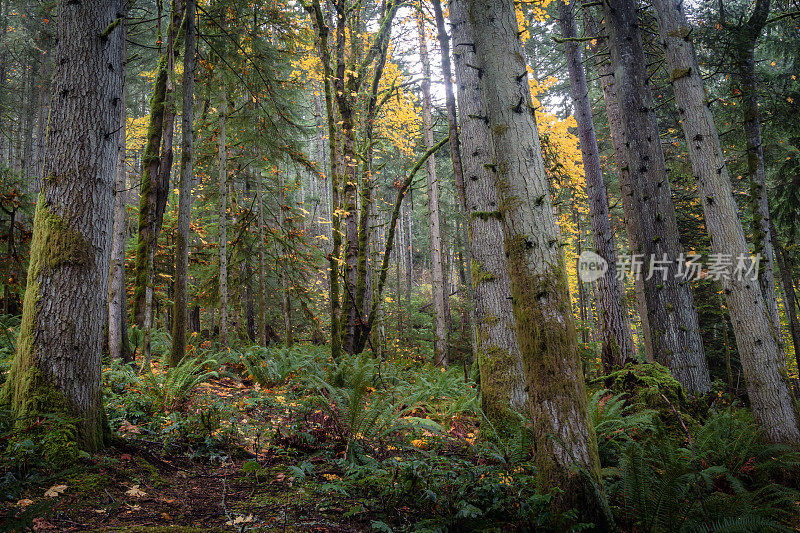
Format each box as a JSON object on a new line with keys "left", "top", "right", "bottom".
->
{"left": 602, "top": 0, "right": 711, "bottom": 394}
{"left": 466, "top": 0, "right": 604, "bottom": 517}
{"left": 0, "top": 0, "right": 124, "bottom": 450}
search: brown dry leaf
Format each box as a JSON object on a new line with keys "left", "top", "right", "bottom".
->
{"left": 32, "top": 517, "right": 58, "bottom": 531}
{"left": 44, "top": 484, "right": 67, "bottom": 498}
{"left": 118, "top": 421, "right": 141, "bottom": 434}
{"left": 16, "top": 498, "right": 34, "bottom": 507}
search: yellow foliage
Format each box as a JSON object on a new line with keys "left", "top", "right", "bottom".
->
{"left": 126, "top": 115, "right": 150, "bottom": 152}
{"left": 376, "top": 59, "right": 421, "bottom": 155}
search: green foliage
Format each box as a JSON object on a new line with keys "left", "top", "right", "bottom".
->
{"left": 600, "top": 363, "right": 703, "bottom": 433}
{"left": 307, "top": 355, "right": 406, "bottom": 459}
{"left": 142, "top": 356, "right": 223, "bottom": 411}
{"left": 604, "top": 409, "right": 800, "bottom": 532}
{"left": 588, "top": 389, "right": 657, "bottom": 465}
{"left": 241, "top": 344, "right": 319, "bottom": 388}
{"left": 0, "top": 314, "right": 20, "bottom": 383}
{"left": 104, "top": 353, "right": 224, "bottom": 420}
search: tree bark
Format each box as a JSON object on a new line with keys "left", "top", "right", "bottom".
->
{"left": 133, "top": 0, "right": 185, "bottom": 328}
{"left": 170, "top": 0, "right": 195, "bottom": 366}
{"left": 0, "top": 0, "right": 124, "bottom": 450}
{"left": 724, "top": 0, "right": 781, "bottom": 343}
{"left": 582, "top": 5, "right": 654, "bottom": 364}
{"left": 557, "top": 0, "right": 635, "bottom": 373}
{"left": 256, "top": 166, "right": 268, "bottom": 346}
{"left": 652, "top": 0, "right": 799, "bottom": 443}
{"left": 450, "top": 0, "right": 527, "bottom": 428}
{"left": 415, "top": 5, "right": 449, "bottom": 367}
{"left": 772, "top": 223, "right": 800, "bottom": 382}
{"left": 217, "top": 89, "right": 228, "bottom": 347}
{"left": 109, "top": 17, "right": 131, "bottom": 363}
{"left": 602, "top": 0, "right": 711, "bottom": 394}
{"left": 279, "top": 169, "right": 293, "bottom": 347}
{"left": 305, "top": 0, "right": 343, "bottom": 359}
{"left": 467, "top": 0, "right": 604, "bottom": 517}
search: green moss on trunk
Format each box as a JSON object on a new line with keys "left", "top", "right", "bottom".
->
{"left": 1, "top": 202, "right": 103, "bottom": 452}
{"left": 133, "top": 54, "right": 168, "bottom": 327}
{"left": 504, "top": 233, "right": 604, "bottom": 521}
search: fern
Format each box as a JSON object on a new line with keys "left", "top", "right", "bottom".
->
{"left": 308, "top": 356, "right": 414, "bottom": 461}
{"left": 242, "top": 344, "right": 316, "bottom": 387}
{"left": 589, "top": 388, "right": 657, "bottom": 465}
{"left": 140, "top": 356, "right": 221, "bottom": 411}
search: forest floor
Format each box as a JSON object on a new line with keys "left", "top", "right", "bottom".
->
{"left": 5, "top": 375, "right": 405, "bottom": 532}
{"left": 3, "top": 346, "right": 490, "bottom": 532}
{"left": 4, "top": 342, "right": 800, "bottom": 532}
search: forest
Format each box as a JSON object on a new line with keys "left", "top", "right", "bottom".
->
{"left": 1, "top": 0, "right": 800, "bottom": 530}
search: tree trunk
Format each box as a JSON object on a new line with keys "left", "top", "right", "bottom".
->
{"left": 217, "top": 89, "right": 228, "bottom": 347}
{"left": 652, "top": 0, "right": 799, "bottom": 443}
{"left": 415, "top": 5, "right": 449, "bottom": 367}
{"left": 772, "top": 223, "right": 800, "bottom": 381}
{"left": 305, "top": 0, "right": 343, "bottom": 359}
{"left": 467, "top": 0, "right": 604, "bottom": 517}
{"left": 583, "top": 4, "right": 654, "bottom": 364}
{"left": 0, "top": 0, "right": 124, "bottom": 450}
{"left": 602, "top": 0, "right": 711, "bottom": 394}
{"left": 279, "top": 170, "right": 293, "bottom": 347}
{"left": 256, "top": 167, "right": 267, "bottom": 346}
{"left": 433, "top": 0, "right": 477, "bottom": 362}
{"left": 109, "top": 18, "right": 131, "bottom": 363}
{"left": 170, "top": 0, "right": 195, "bottom": 366}
{"left": 557, "top": 0, "right": 635, "bottom": 373}
{"left": 133, "top": 0, "right": 185, "bottom": 328}
{"left": 738, "top": 47, "right": 781, "bottom": 342}
{"left": 450, "top": 0, "right": 527, "bottom": 428}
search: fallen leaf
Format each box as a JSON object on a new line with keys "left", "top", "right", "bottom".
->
{"left": 44, "top": 485, "right": 67, "bottom": 498}
{"left": 226, "top": 514, "right": 254, "bottom": 525}
{"left": 125, "top": 485, "right": 147, "bottom": 498}
{"left": 17, "top": 499, "right": 34, "bottom": 507}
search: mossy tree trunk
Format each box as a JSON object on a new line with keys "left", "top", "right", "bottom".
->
{"left": 133, "top": 0, "right": 185, "bottom": 330}
{"left": 602, "top": 0, "right": 711, "bottom": 394}
{"left": 305, "top": 0, "right": 342, "bottom": 360}
{"left": 415, "top": 4, "right": 449, "bottom": 367}
{"left": 0, "top": 0, "right": 124, "bottom": 451}
{"left": 450, "top": 0, "right": 527, "bottom": 431}
{"left": 729, "top": 0, "right": 781, "bottom": 343}
{"left": 279, "top": 169, "right": 293, "bottom": 347}
{"left": 467, "top": 0, "right": 604, "bottom": 518}
{"left": 557, "top": 0, "right": 635, "bottom": 373}
{"left": 772, "top": 228, "right": 800, "bottom": 374}
{"left": 353, "top": 5, "right": 393, "bottom": 355}
{"left": 256, "top": 164, "right": 268, "bottom": 347}
{"left": 651, "top": 0, "right": 800, "bottom": 443}
{"left": 170, "top": 0, "right": 196, "bottom": 366}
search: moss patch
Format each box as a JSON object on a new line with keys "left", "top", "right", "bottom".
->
{"left": 600, "top": 363, "right": 703, "bottom": 434}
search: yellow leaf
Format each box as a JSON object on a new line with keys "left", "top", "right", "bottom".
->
{"left": 45, "top": 484, "right": 68, "bottom": 497}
